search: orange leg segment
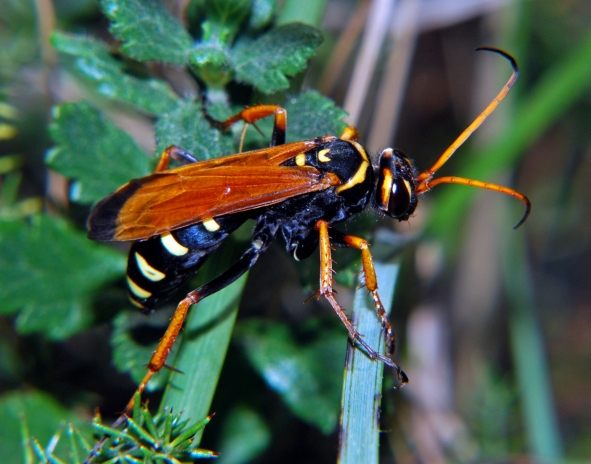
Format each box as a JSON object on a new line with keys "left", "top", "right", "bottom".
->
{"left": 220, "top": 104, "right": 287, "bottom": 147}
{"left": 315, "top": 220, "right": 407, "bottom": 384}
{"left": 125, "top": 294, "right": 198, "bottom": 413}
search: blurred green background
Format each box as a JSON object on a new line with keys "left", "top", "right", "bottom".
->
{"left": 1, "top": 0, "right": 590, "bottom": 462}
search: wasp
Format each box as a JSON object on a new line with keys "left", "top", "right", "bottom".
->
{"left": 88, "top": 48, "right": 530, "bottom": 410}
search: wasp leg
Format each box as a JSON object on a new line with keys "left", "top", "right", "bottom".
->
{"left": 339, "top": 126, "right": 361, "bottom": 142}
{"left": 218, "top": 105, "right": 287, "bottom": 147}
{"left": 126, "top": 217, "right": 280, "bottom": 412}
{"left": 153, "top": 146, "right": 199, "bottom": 173}
{"left": 315, "top": 219, "right": 407, "bottom": 384}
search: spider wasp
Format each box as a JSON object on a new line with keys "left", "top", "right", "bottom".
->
{"left": 88, "top": 47, "right": 530, "bottom": 411}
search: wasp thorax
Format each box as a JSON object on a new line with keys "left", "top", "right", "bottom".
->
{"left": 374, "top": 148, "right": 418, "bottom": 221}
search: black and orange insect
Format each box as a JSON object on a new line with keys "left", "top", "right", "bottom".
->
{"left": 88, "top": 48, "right": 530, "bottom": 410}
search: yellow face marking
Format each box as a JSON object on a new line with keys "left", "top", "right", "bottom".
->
{"left": 135, "top": 252, "right": 165, "bottom": 282}
{"left": 295, "top": 153, "right": 306, "bottom": 166}
{"left": 336, "top": 160, "right": 369, "bottom": 193}
{"left": 318, "top": 149, "right": 331, "bottom": 163}
{"left": 161, "top": 232, "right": 189, "bottom": 256}
{"left": 202, "top": 217, "right": 221, "bottom": 232}
{"left": 380, "top": 168, "right": 393, "bottom": 208}
{"left": 127, "top": 276, "right": 152, "bottom": 299}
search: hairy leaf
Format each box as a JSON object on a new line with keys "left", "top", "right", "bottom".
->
{"left": 52, "top": 31, "right": 178, "bottom": 114}
{"left": 0, "top": 216, "right": 124, "bottom": 339}
{"left": 155, "top": 99, "right": 234, "bottom": 159}
{"left": 232, "top": 23, "right": 323, "bottom": 93}
{"left": 100, "top": 0, "right": 193, "bottom": 65}
{"left": 46, "top": 101, "right": 152, "bottom": 204}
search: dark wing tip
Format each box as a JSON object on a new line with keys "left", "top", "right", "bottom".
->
{"left": 87, "top": 180, "right": 143, "bottom": 242}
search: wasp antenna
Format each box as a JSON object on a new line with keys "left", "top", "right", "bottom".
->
{"left": 416, "top": 48, "right": 519, "bottom": 185}
{"left": 513, "top": 196, "right": 531, "bottom": 230}
{"left": 416, "top": 175, "right": 531, "bottom": 229}
{"left": 475, "top": 47, "right": 518, "bottom": 74}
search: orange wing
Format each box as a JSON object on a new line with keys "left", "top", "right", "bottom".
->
{"left": 88, "top": 138, "right": 340, "bottom": 241}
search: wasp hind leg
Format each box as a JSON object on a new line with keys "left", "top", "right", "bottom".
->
{"left": 314, "top": 219, "right": 408, "bottom": 384}
{"left": 126, "top": 217, "right": 279, "bottom": 412}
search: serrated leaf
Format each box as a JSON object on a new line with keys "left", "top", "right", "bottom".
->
{"left": 101, "top": 0, "right": 193, "bottom": 65}
{"left": 0, "top": 216, "right": 125, "bottom": 339}
{"left": 201, "top": 0, "right": 250, "bottom": 46}
{"left": 46, "top": 101, "right": 152, "bottom": 204}
{"left": 284, "top": 90, "right": 348, "bottom": 142}
{"left": 237, "top": 320, "right": 344, "bottom": 433}
{"left": 52, "top": 31, "right": 178, "bottom": 114}
{"left": 231, "top": 23, "right": 323, "bottom": 93}
{"left": 111, "top": 310, "right": 170, "bottom": 390}
{"left": 155, "top": 99, "right": 234, "bottom": 159}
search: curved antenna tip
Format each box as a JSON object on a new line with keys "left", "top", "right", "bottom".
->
{"left": 513, "top": 198, "right": 532, "bottom": 230}
{"left": 475, "top": 46, "right": 519, "bottom": 73}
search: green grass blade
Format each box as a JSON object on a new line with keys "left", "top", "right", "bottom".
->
{"left": 160, "top": 243, "right": 248, "bottom": 444}
{"left": 501, "top": 221, "right": 563, "bottom": 459}
{"left": 338, "top": 261, "right": 400, "bottom": 464}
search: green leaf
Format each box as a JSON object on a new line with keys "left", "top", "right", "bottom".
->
{"left": 0, "top": 390, "right": 91, "bottom": 464}
{"left": 0, "top": 216, "right": 124, "bottom": 339}
{"left": 161, "top": 245, "right": 248, "bottom": 444}
{"left": 237, "top": 320, "right": 344, "bottom": 433}
{"left": 284, "top": 90, "right": 348, "bottom": 142}
{"left": 201, "top": 0, "right": 250, "bottom": 46}
{"left": 51, "top": 31, "right": 178, "bottom": 114}
{"left": 111, "top": 310, "right": 171, "bottom": 390}
{"left": 100, "top": 0, "right": 193, "bottom": 65}
{"left": 188, "top": 44, "right": 232, "bottom": 88}
{"left": 231, "top": 23, "right": 323, "bottom": 93}
{"left": 154, "top": 99, "right": 235, "bottom": 159}
{"left": 46, "top": 101, "right": 152, "bottom": 204}
{"left": 217, "top": 406, "right": 270, "bottom": 464}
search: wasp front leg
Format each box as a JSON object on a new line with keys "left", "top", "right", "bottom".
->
{"left": 314, "top": 219, "right": 407, "bottom": 384}
{"left": 153, "top": 145, "right": 199, "bottom": 173}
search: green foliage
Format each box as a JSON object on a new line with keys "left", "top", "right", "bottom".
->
{"left": 47, "top": 102, "right": 153, "bottom": 203}
{"left": 18, "top": 393, "right": 216, "bottom": 463}
{"left": 0, "top": 391, "right": 92, "bottom": 464}
{"left": 51, "top": 32, "right": 179, "bottom": 115}
{"left": 89, "top": 394, "right": 217, "bottom": 462}
{"left": 236, "top": 320, "right": 345, "bottom": 434}
{"left": 154, "top": 99, "right": 234, "bottom": 158}
{"left": 0, "top": 215, "right": 124, "bottom": 339}
{"left": 96, "top": 0, "right": 322, "bottom": 94}
{"left": 101, "top": 0, "right": 194, "bottom": 65}
{"left": 231, "top": 23, "right": 323, "bottom": 92}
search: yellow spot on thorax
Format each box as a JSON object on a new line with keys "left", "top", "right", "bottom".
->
{"left": 318, "top": 149, "right": 331, "bottom": 162}
{"left": 295, "top": 153, "right": 307, "bottom": 166}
